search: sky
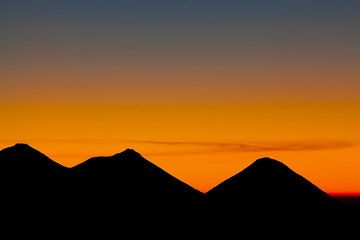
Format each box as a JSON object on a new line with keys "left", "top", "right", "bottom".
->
{"left": 1, "top": 0, "right": 360, "bottom": 193}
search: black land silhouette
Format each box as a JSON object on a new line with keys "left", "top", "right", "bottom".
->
{"left": 68, "top": 148, "right": 205, "bottom": 216}
{"left": 0, "top": 143, "right": 67, "bottom": 178}
{"left": 0, "top": 144, "right": 68, "bottom": 205}
{"left": 207, "top": 157, "right": 339, "bottom": 212}
{"left": 0, "top": 144, "right": 205, "bottom": 226}
{"left": 0, "top": 144, "right": 357, "bottom": 235}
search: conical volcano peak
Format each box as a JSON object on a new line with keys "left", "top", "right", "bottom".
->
{"left": 0, "top": 143, "right": 67, "bottom": 172}
{"left": 123, "top": 148, "right": 139, "bottom": 154}
{"left": 3, "top": 143, "right": 45, "bottom": 156}
{"left": 115, "top": 148, "right": 142, "bottom": 158}
{"left": 251, "top": 157, "right": 288, "bottom": 169}
{"left": 13, "top": 143, "right": 36, "bottom": 150}
{"left": 207, "top": 156, "right": 338, "bottom": 211}
{"left": 71, "top": 146, "right": 203, "bottom": 201}
{"left": 240, "top": 157, "right": 295, "bottom": 177}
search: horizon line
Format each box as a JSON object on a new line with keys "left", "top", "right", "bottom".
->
{"left": 1, "top": 143, "right": 360, "bottom": 196}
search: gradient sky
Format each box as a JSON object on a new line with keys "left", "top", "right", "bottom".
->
{"left": 1, "top": 1, "right": 360, "bottom": 193}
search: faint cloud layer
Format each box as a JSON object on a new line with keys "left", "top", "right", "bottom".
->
{"left": 0, "top": 139, "right": 356, "bottom": 156}
{"left": 131, "top": 140, "right": 356, "bottom": 155}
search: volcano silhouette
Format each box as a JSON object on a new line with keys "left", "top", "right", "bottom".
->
{"left": 69, "top": 148, "right": 204, "bottom": 214}
{"left": 207, "top": 157, "right": 340, "bottom": 214}
{"left": 0, "top": 143, "right": 67, "bottom": 193}
{"left": 0, "top": 145, "right": 353, "bottom": 240}
{"left": 0, "top": 144, "right": 70, "bottom": 217}
{"left": 0, "top": 144, "right": 205, "bottom": 224}
{"left": 0, "top": 143, "right": 67, "bottom": 177}
{"left": 0, "top": 144, "right": 350, "bottom": 228}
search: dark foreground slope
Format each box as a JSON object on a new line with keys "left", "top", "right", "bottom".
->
{"left": 205, "top": 158, "right": 357, "bottom": 235}
{"left": 69, "top": 148, "right": 204, "bottom": 217}
{"left": 335, "top": 195, "right": 360, "bottom": 210}
{"left": 208, "top": 158, "right": 337, "bottom": 210}
{"left": 0, "top": 143, "right": 67, "bottom": 178}
{"left": 0, "top": 145, "right": 357, "bottom": 237}
{"left": 207, "top": 158, "right": 344, "bottom": 222}
{"left": 0, "top": 144, "right": 68, "bottom": 201}
{"left": 0, "top": 144, "right": 204, "bottom": 230}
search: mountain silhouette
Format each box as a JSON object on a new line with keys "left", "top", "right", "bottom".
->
{"left": 207, "top": 157, "right": 340, "bottom": 214}
{"left": 0, "top": 144, "right": 205, "bottom": 229}
{"left": 0, "top": 144, "right": 70, "bottom": 218}
{"left": 0, "top": 143, "right": 67, "bottom": 177}
{"left": 0, "top": 144, "right": 356, "bottom": 236}
{"left": 0, "top": 143, "right": 68, "bottom": 192}
{"left": 69, "top": 148, "right": 205, "bottom": 216}
{"left": 204, "top": 157, "right": 350, "bottom": 233}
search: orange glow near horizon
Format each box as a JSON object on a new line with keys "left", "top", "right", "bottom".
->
{"left": 2, "top": 1, "right": 360, "bottom": 197}
{"left": 1, "top": 101, "right": 359, "bottom": 194}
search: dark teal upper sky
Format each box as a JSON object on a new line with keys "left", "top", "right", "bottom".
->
{"left": 1, "top": 0, "right": 360, "bottom": 102}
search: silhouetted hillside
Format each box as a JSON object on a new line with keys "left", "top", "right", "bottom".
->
{"left": 0, "top": 143, "right": 67, "bottom": 191}
{"left": 0, "top": 144, "right": 356, "bottom": 235}
{"left": 69, "top": 148, "right": 205, "bottom": 216}
{"left": 335, "top": 196, "right": 360, "bottom": 210}
{"left": 0, "top": 144, "right": 205, "bottom": 229}
{"left": 205, "top": 158, "right": 351, "bottom": 233}
{"left": 0, "top": 143, "right": 67, "bottom": 177}
{"left": 207, "top": 157, "right": 340, "bottom": 214}
{"left": 0, "top": 144, "right": 70, "bottom": 220}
